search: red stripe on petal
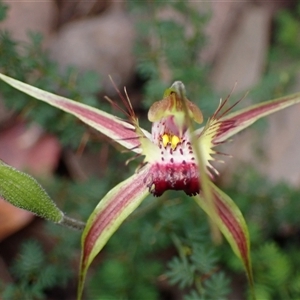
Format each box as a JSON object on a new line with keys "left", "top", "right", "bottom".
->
{"left": 225, "top": 99, "right": 285, "bottom": 123}
{"left": 82, "top": 179, "right": 143, "bottom": 258}
{"left": 81, "top": 165, "right": 150, "bottom": 270}
{"left": 215, "top": 95, "right": 300, "bottom": 143}
{"left": 194, "top": 183, "right": 253, "bottom": 285}
{"left": 214, "top": 193, "right": 249, "bottom": 264}
{"left": 0, "top": 74, "right": 143, "bottom": 152}
{"left": 57, "top": 100, "right": 141, "bottom": 150}
{"left": 78, "top": 166, "right": 150, "bottom": 299}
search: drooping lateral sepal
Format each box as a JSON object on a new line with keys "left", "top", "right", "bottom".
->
{"left": 78, "top": 165, "right": 150, "bottom": 300}
{"left": 0, "top": 73, "right": 142, "bottom": 152}
{"left": 193, "top": 181, "right": 254, "bottom": 295}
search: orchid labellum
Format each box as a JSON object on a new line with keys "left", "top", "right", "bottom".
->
{"left": 1, "top": 73, "right": 300, "bottom": 299}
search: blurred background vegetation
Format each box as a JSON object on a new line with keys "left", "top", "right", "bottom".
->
{"left": 0, "top": 1, "right": 300, "bottom": 299}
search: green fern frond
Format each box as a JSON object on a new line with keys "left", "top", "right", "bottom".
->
{"left": 256, "top": 242, "right": 291, "bottom": 286}
{"left": 184, "top": 289, "right": 205, "bottom": 300}
{"left": 190, "top": 244, "right": 218, "bottom": 274}
{"left": 203, "top": 272, "right": 230, "bottom": 300}
{"left": 11, "top": 240, "right": 45, "bottom": 280}
{"left": 166, "top": 256, "right": 196, "bottom": 289}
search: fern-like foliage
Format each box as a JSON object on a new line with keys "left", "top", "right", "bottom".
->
{"left": 0, "top": 1, "right": 103, "bottom": 150}
{"left": 166, "top": 231, "right": 231, "bottom": 299}
{"left": 225, "top": 167, "right": 300, "bottom": 300}
{"left": 167, "top": 256, "right": 196, "bottom": 289}
{"left": 203, "top": 272, "right": 231, "bottom": 300}
{"left": 128, "top": 0, "right": 215, "bottom": 116}
{"left": 190, "top": 244, "right": 218, "bottom": 275}
{"left": 250, "top": 242, "right": 299, "bottom": 300}
{"left": 2, "top": 239, "right": 73, "bottom": 300}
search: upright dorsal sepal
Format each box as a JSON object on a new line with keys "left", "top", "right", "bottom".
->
{"left": 148, "top": 81, "right": 203, "bottom": 124}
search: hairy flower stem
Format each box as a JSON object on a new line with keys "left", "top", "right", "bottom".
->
{"left": 61, "top": 215, "right": 86, "bottom": 231}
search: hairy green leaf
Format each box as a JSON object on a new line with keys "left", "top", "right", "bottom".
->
{"left": 0, "top": 160, "right": 63, "bottom": 222}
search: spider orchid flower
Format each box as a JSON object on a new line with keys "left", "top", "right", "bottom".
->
{"left": 1, "top": 73, "right": 300, "bottom": 300}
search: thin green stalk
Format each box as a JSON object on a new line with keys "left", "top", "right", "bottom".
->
{"left": 60, "top": 215, "right": 86, "bottom": 231}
